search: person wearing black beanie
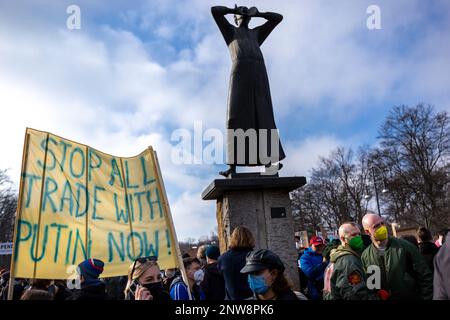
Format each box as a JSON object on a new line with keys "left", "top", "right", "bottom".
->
{"left": 201, "top": 246, "right": 225, "bottom": 300}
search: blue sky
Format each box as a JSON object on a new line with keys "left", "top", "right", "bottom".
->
{"left": 1, "top": 0, "right": 449, "bottom": 240}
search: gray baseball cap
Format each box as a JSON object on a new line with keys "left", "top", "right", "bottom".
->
{"left": 240, "top": 249, "right": 285, "bottom": 274}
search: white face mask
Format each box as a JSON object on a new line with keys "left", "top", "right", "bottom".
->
{"left": 295, "top": 242, "right": 300, "bottom": 250}
{"left": 193, "top": 269, "right": 204, "bottom": 285}
{"left": 165, "top": 270, "right": 176, "bottom": 278}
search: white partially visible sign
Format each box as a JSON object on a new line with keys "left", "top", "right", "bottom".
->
{"left": 317, "top": 231, "right": 338, "bottom": 240}
{"left": 295, "top": 231, "right": 309, "bottom": 248}
{"left": 0, "top": 242, "right": 13, "bottom": 255}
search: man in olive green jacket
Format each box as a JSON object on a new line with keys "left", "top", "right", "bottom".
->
{"left": 361, "top": 214, "right": 433, "bottom": 300}
{"left": 323, "top": 222, "right": 378, "bottom": 300}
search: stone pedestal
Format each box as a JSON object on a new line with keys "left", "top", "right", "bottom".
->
{"left": 202, "top": 173, "right": 306, "bottom": 291}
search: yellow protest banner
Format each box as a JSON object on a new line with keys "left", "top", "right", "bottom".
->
{"left": 11, "top": 128, "right": 180, "bottom": 279}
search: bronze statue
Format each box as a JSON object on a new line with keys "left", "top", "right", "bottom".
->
{"left": 211, "top": 5, "right": 286, "bottom": 177}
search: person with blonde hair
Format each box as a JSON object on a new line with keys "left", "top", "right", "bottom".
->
{"left": 217, "top": 226, "right": 255, "bottom": 300}
{"left": 124, "top": 256, "right": 170, "bottom": 301}
{"left": 197, "top": 244, "right": 209, "bottom": 268}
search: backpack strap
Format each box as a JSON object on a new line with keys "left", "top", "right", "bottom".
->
{"left": 323, "top": 263, "right": 335, "bottom": 294}
{"left": 169, "top": 276, "right": 184, "bottom": 292}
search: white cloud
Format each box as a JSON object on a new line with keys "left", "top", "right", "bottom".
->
{"left": 282, "top": 136, "right": 343, "bottom": 178}
{"left": 0, "top": 13, "right": 221, "bottom": 239}
{"left": 0, "top": 0, "right": 449, "bottom": 240}
{"left": 170, "top": 191, "right": 216, "bottom": 243}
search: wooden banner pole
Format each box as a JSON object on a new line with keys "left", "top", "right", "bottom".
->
{"left": 84, "top": 146, "right": 89, "bottom": 258}
{"left": 149, "top": 148, "right": 192, "bottom": 300}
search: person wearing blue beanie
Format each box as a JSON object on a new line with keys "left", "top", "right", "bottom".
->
{"left": 78, "top": 258, "right": 104, "bottom": 280}
{"left": 66, "top": 258, "right": 108, "bottom": 300}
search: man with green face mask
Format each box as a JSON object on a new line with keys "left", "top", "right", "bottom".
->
{"left": 323, "top": 222, "right": 378, "bottom": 300}
{"left": 361, "top": 214, "right": 433, "bottom": 300}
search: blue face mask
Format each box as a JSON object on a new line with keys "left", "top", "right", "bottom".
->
{"left": 248, "top": 274, "right": 269, "bottom": 295}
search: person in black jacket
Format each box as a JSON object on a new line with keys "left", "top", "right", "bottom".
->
{"left": 67, "top": 258, "right": 108, "bottom": 300}
{"left": 417, "top": 227, "right": 439, "bottom": 273}
{"left": 163, "top": 268, "right": 178, "bottom": 293}
{"left": 217, "top": 226, "right": 255, "bottom": 300}
{"left": 201, "top": 245, "right": 225, "bottom": 300}
{"left": 103, "top": 276, "right": 127, "bottom": 300}
{"left": 400, "top": 235, "right": 419, "bottom": 248}
{"left": 0, "top": 272, "right": 26, "bottom": 300}
{"left": 51, "top": 280, "right": 73, "bottom": 301}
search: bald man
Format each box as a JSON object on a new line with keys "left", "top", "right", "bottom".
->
{"left": 323, "top": 222, "right": 376, "bottom": 300}
{"left": 361, "top": 214, "right": 433, "bottom": 300}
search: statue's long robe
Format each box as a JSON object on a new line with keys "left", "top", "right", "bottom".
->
{"left": 213, "top": 12, "right": 286, "bottom": 166}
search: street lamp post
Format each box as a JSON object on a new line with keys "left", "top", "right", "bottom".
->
{"left": 365, "top": 163, "right": 388, "bottom": 217}
{"left": 371, "top": 166, "right": 382, "bottom": 217}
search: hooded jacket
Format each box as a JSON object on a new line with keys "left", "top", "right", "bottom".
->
{"left": 361, "top": 237, "right": 433, "bottom": 300}
{"left": 300, "top": 247, "right": 327, "bottom": 300}
{"left": 323, "top": 245, "right": 376, "bottom": 300}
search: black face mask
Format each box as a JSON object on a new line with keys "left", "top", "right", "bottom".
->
{"left": 142, "top": 281, "right": 170, "bottom": 301}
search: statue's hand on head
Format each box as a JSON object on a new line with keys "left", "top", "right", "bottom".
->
{"left": 234, "top": 5, "right": 249, "bottom": 16}
{"left": 247, "top": 7, "right": 259, "bottom": 17}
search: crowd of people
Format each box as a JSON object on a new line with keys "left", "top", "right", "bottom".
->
{"left": 0, "top": 213, "right": 449, "bottom": 301}
{"left": 298, "top": 214, "right": 449, "bottom": 300}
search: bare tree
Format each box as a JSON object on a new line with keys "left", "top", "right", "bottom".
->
{"left": 291, "top": 146, "right": 370, "bottom": 233}
{"left": 0, "top": 170, "right": 17, "bottom": 242}
{"left": 178, "top": 229, "right": 220, "bottom": 255}
{"left": 373, "top": 104, "right": 450, "bottom": 232}
{"left": 291, "top": 104, "right": 449, "bottom": 235}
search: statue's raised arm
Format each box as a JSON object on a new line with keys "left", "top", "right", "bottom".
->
{"left": 211, "top": 6, "right": 237, "bottom": 45}
{"left": 249, "top": 7, "right": 283, "bottom": 45}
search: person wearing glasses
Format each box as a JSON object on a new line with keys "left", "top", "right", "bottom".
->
{"left": 361, "top": 213, "right": 433, "bottom": 300}
{"left": 124, "top": 256, "right": 170, "bottom": 301}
